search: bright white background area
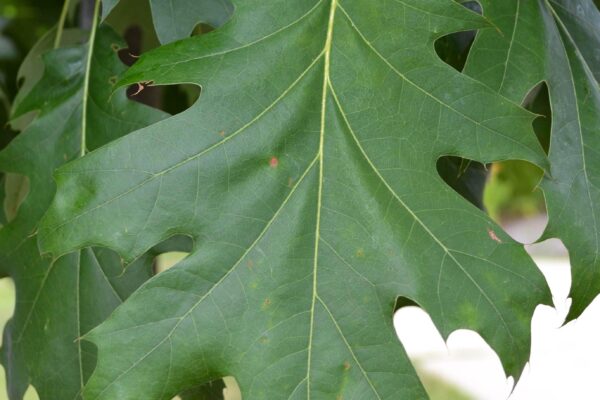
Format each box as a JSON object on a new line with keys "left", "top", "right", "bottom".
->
{"left": 396, "top": 217, "right": 600, "bottom": 400}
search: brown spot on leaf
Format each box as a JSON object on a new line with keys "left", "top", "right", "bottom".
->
{"left": 219, "top": 130, "right": 225, "bottom": 137}
{"left": 108, "top": 76, "right": 117, "bottom": 85}
{"left": 263, "top": 298, "right": 271, "bottom": 307}
{"left": 288, "top": 177, "right": 294, "bottom": 187}
{"left": 343, "top": 361, "right": 351, "bottom": 371}
{"left": 247, "top": 259, "right": 254, "bottom": 269}
{"left": 487, "top": 228, "right": 502, "bottom": 243}
{"left": 269, "top": 156, "right": 279, "bottom": 168}
{"left": 356, "top": 248, "right": 365, "bottom": 258}
{"left": 110, "top": 43, "right": 120, "bottom": 52}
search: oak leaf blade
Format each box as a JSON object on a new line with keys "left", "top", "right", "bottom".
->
{"left": 40, "top": 1, "right": 550, "bottom": 398}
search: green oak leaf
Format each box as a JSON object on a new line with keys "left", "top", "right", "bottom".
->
{"left": 102, "top": 0, "right": 233, "bottom": 44}
{"left": 0, "top": 24, "right": 168, "bottom": 400}
{"left": 463, "top": 0, "right": 600, "bottom": 320}
{"left": 40, "top": 1, "right": 551, "bottom": 398}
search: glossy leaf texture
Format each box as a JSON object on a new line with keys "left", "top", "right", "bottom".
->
{"left": 463, "top": 0, "right": 600, "bottom": 320}
{"left": 40, "top": 1, "right": 551, "bottom": 399}
{"left": 101, "top": 0, "right": 234, "bottom": 44}
{"left": 0, "top": 25, "right": 167, "bottom": 400}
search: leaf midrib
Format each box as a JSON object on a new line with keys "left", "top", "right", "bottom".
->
{"left": 305, "top": 0, "right": 338, "bottom": 396}
{"left": 80, "top": 0, "right": 101, "bottom": 157}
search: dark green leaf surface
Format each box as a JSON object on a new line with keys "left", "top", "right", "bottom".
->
{"left": 0, "top": 25, "right": 166, "bottom": 400}
{"left": 40, "top": 1, "right": 551, "bottom": 398}
{"left": 463, "top": 0, "right": 600, "bottom": 320}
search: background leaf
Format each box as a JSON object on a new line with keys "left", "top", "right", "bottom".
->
{"left": 102, "top": 0, "right": 234, "bottom": 44}
{"left": 0, "top": 24, "right": 167, "bottom": 400}
{"left": 463, "top": 0, "right": 600, "bottom": 320}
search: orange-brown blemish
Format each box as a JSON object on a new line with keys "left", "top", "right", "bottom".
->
{"left": 269, "top": 156, "right": 279, "bottom": 168}
{"left": 343, "top": 361, "right": 351, "bottom": 371}
{"left": 487, "top": 228, "right": 502, "bottom": 243}
{"left": 219, "top": 130, "right": 225, "bottom": 137}
{"left": 356, "top": 248, "right": 365, "bottom": 258}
